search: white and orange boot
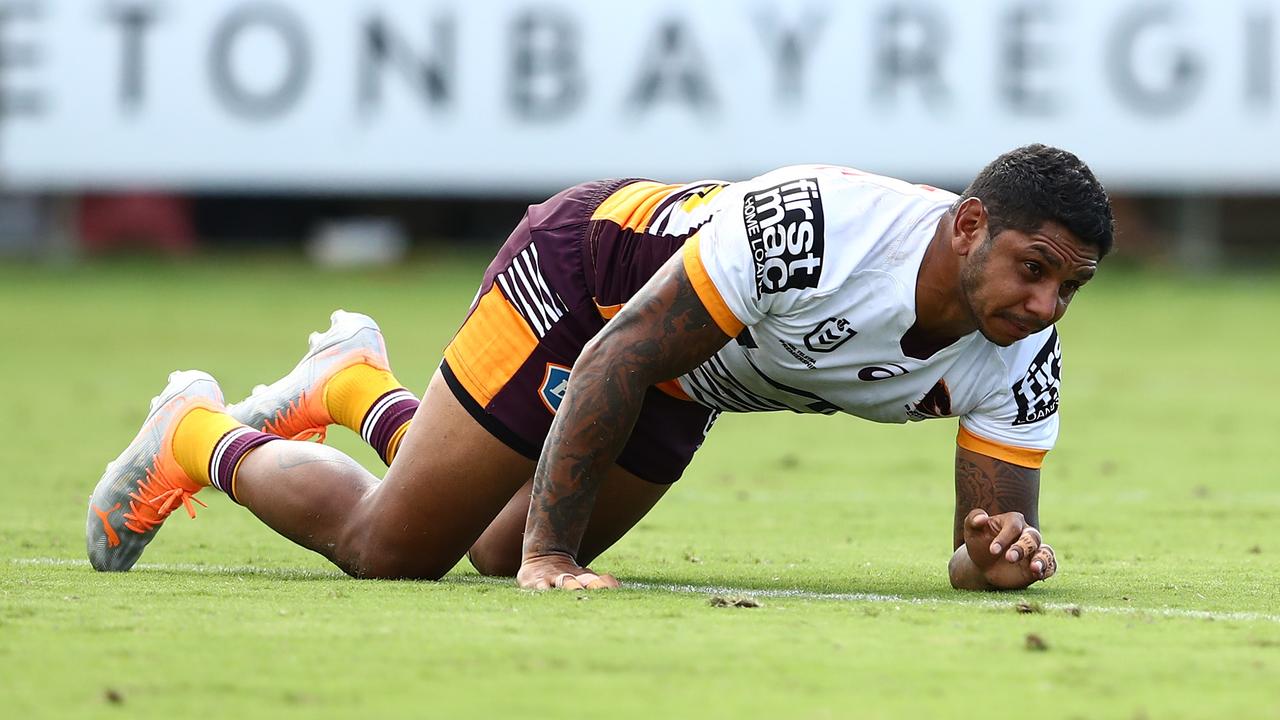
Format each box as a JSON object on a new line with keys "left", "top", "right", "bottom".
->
{"left": 226, "top": 310, "right": 417, "bottom": 465}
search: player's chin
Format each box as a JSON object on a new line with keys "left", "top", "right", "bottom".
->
{"left": 977, "top": 321, "right": 1019, "bottom": 347}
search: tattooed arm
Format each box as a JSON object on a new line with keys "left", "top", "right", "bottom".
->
{"left": 948, "top": 447, "right": 1057, "bottom": 590}
{"left": 516, "top": 251, "right": 732, "bottom": 590}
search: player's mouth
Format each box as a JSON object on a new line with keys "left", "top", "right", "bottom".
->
{"left": 1000, "top": 315, "right": 1038, "bottom": 340}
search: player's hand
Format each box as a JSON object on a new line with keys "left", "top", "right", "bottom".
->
{"left": 962, "top": 508, "right": 1057, "bottom": 589}
{"left": 516, "top": 552, "right": 620, "bottom": 591}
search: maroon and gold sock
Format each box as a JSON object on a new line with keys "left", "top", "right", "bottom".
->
{"left": 173, "top": 409, "right": 278, "bottom": 503}
{"left": 359, "top": 389, "right": 417, "bottom": 465}
{"left": 323, "top": 364, "right": 418, "bottom": 466}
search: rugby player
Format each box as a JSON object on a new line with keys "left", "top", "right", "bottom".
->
{"left": 86, "top": 144, "right": 1112, "bottom": 592}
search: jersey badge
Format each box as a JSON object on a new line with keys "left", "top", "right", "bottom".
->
{"left": 742, "top": 178, "right": 825, "bottom": 296}
{"left": 539, "top": 363, "right": 572, "bottom": 414}
{"left": 804, "top": 317, "right": 857, "bottom": 353}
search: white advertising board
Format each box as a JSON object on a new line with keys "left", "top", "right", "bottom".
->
{"left": 1, "top": 0, "right": 1277, "bottom": 192}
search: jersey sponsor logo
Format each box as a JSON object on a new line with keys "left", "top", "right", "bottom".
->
{"left": 743, "top": 177, "right": 824, "bottom": 296}
{"left": 539, "top": 363, "right": 572, "bottom": 414}
{"left": 803, "top": 317, "right": 857, "bottom": 353}
{"left": 906, "top": 379, "right": 952, "bottom": 421}
{"left": 1012, "top": 328, "right": 1061, "bottom": 426}
{"left": 858, "top": 363, "right": 909, "bottom": 381}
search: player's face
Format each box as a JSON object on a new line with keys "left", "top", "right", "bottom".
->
{"left": 960, "top": 221, "right": 1100, "bottom": 346}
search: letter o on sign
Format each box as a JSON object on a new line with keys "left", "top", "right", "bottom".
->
{"left": 209, "top": 3, "right": 311, "bottom": 120}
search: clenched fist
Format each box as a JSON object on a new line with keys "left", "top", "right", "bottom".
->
{"left": 953, "top": 508, "right": 1057, "bottom": 590}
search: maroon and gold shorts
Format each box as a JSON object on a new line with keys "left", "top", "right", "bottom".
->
{"left": 440, "top": 179, "right": 718, "bottom": 484}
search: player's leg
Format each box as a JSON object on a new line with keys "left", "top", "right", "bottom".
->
{"left": 86, "top": 367, "right": 534, "bottom": 578}
{"left": 85, "top": 178, "right": 654, "bottom": 576}
{"left": 232, "top": 368, "right": 534, "bottom": 579}
{"left": 466, "top": 467, "right": 669, "bottom": 577}
{"left": 467, "top": 388, "right": 717, "bottom": 577}
{"left": 204, "top": 180, "right": 631, "bottom": 577}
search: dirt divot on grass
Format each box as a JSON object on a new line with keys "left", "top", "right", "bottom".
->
{"left": 709, "top": 596, "right": 762, "bottom": 608}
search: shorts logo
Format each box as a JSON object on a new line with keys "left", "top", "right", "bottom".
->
{"left": 803, "top": 317, "right": 856, "bottom": 353}
{"left": 743, "top": 177, "right": 825, "bottom": 296}
{"left": 539, "top": 363, "right": 572, "bottom": 414}
{"left": 1012, "top": 329, "right": 1061, "bottom": 426}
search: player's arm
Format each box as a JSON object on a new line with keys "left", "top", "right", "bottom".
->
{"left": 947, "top": 446, "right": 1057, "bottom": 591}
{"left": 516, "top": 251, "right": 732, "bottom": 590}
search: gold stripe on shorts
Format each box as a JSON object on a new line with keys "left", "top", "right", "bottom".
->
{"left": 444, "top": 285, "right": 539, "bottom": 407}
{"left": 591, "top": 182, "right": 683, "bottom": 232}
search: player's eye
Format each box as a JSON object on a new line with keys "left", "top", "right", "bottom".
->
{"left": 1023, "top": 261, "right": 1042, "bottom": 278}
{"left": 1060, "top": 281, "right": 1081, "bottom": 298}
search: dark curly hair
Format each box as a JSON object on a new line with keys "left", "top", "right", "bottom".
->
{"left": 959, "top": 144, "right": 1115, "bottom": 258}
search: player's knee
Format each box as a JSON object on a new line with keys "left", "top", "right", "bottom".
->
{"left": 466, "top": 538, "right": 520, "bottom": 577}
{"left": 340, "top": 530, "right": 452, "bottom": 581}
{"left": 349, "top": 552, "right": 452, "bottom": 581}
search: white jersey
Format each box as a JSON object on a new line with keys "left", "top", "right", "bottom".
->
{"left": 673, "top": 165, "right": 1063, "bottom": 468}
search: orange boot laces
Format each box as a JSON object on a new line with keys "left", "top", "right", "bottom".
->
{"left": 122, "top": 464, "right": 208, "bottom": 535}
{"left": 262, "top": 397, "right": 328, "bottom": 443}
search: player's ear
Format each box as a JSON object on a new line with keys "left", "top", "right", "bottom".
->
{"left": 951, "top": 198, "right": 988, "bottom": 257}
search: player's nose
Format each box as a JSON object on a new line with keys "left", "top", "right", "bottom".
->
{"left": 1025, "top": 285, "right": 1059, "bottom": 327}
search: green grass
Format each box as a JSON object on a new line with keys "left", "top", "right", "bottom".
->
{"left": 1, "top": 252, "right": 1278, "bottom": 719}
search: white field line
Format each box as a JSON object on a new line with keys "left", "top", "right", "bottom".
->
{"left": 12, "top": 557, "right": 1280, "bottom": 625}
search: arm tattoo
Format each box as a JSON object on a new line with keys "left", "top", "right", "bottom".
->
{"left": 953, "top": 447, "right": 1040, "bottom": 548}
{"left": 523, "top": 253, "right": 729, "bottom": 559}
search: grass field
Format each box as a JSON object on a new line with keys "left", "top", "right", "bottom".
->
{"left": 1, "top": 251, "right": 1278, "bottom": 719}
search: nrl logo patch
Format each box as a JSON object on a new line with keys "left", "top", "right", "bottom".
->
{"left": 539, "top": 363, "right": 572, "bottom": 414}
{"left": 803, "top": 317, "right": 857, "bottom": 353}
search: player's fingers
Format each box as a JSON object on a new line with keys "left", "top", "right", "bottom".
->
{"left": 1006, "top": 526, "right": 1042, "bottom": 563}
{"left": 532, "top": 577, "right": 552, "bottom": 590}
{"left": 1030, "top": 544, "right": 1057, "bottom": 580}
{"left": 965, "top": 508, "right": 990, "bottom": 530}
{"left": 579, "top": 567, "right": 621, "bottom": 590}
{"left": 554, "top": 573, "right": 585, "bottom": 590}
{"left": 582, "top": 574, "right": 618, "bottom": 590}
{"left": 989, "top": 513, "right": 1026, "bottom": 555}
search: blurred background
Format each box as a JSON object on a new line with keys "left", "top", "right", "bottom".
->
{"left": 1, "top": 0, "right": 1277, "bottom": 268}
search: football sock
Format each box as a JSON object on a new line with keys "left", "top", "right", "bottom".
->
{"left": 173, "top": 408, "right": 278, "bottom": 502}
{"left": 323, "top": 364, "right": 418, "bottom": 466}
